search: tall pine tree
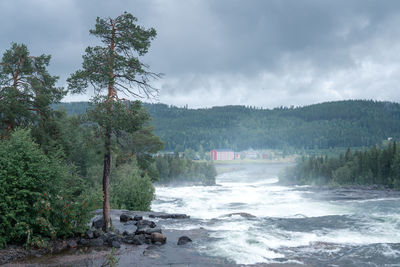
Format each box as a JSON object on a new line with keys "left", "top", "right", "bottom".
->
{"left": 68, "top": 12, "right": 160, "bottom": 230}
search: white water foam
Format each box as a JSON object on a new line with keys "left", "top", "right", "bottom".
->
{"left": 152, "top": 164, "right": 400, "bottom": 265}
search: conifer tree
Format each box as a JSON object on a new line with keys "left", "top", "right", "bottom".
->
{"left": 0, "top": 43, "right": 65, "bottom": 137}
{"left": 68, "top": 12, "right": 160, "bottom": 230}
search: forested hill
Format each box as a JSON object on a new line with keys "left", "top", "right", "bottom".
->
{"left": 55, "top": 100, "right": 400, "bottom": 151}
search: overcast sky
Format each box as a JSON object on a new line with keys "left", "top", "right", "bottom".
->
{"left": 1, "top": 0, "right": 400, "bottom": 108}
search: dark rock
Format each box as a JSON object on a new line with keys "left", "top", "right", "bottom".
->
{"left": 177, "top": 236, "right": 192, "bottom": 245}
{"left": 133, "top": 215, "right": 143, "bottom": 221}
{"left": 85, "top": 229, "right": 94, "bottom": 239}
{"left": 149, "top": 213, "right": 189, "bottom": 219}
{"left": 137, "top": 219, "right": 156, "bottom": 228}
{"left": 122, "top": 236, "right": 133, "bottom": 244}
{"left": 89, "top": 238, "right": 104, "bottom": 247}
{"left": 101, "top": 233, "right": 120, "bottom": 245}
{"left": 119, "top": 224, "right": 137, "bottom": 236}
{"left": 93, "top": 229, "right": 101, "bottom": 238}
{"left": 124, "top": 220, "right": 136, "bottom": 225}
{"left": 51, "top": 241, "right": 68, "bottom": 253}
{"left": 135, "top": 225, "right": 149, "bottom": 234}
{"left": 67, "top": 240, "right": 78, "bottom": 248}
{"left": 136, "top": 225, "right": 162, "bottom": 235}
{"left": 78, "top": 239, "right": 90, "bottom": 246}
{"left": 146, "top": 227, "right": 162, "bottom": 234}
{"left": 111, "top": 240, "right": 121, "bottom": 248}
{"left": 120, "top": 213, "right": 131, "bottom": 222}
{"left": 132, "top": 234, "right": 146, "bottom": 245}
{"left": 151, "top": 233, "right": 166, "bottom": 244}
{"left": 92, "top": 216, "right": 103, "bottom": 229}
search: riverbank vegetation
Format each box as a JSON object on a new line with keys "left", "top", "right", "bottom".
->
{"left": 0, "top": 19, "right": 218, "bottom": 247}
{"left": 280, "top": 142, "right": 400, "bottom": 189}
{"left": 155, "top": 155, "right": 217, "bottom": 185}
{"left": 0, "top": 13, "right": 165, "bottom": 248}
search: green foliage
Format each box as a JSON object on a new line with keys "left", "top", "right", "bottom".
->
{"left": 67, "top": 12, "right": 159, "bottom": 97}
{"left": 67, "top": 12, "right": 161, "bottom": 230}
{"left": 110, "top": 162, "right": 155, "bottom": 211}
{"left": 54, "top": 100, "right": 400, "bottom": 151}
{"left": 88, "top": 98, "right": 150, "bottom": 133}
{"left": 102, "top": 247, "right": 120, "bottom": 267}
{"left": 0, "top": 129, "right": 90, "bottom": 248}
{"left": 83, "top": 160, "right": 155, "bottom": 211}
{"left": 155, "top": 156, "right": 217, "bottom": 185}
{"left": 0, "top": 43, "right": 65, "bottom": 137}
{"left": 280, "top": 142, "right": 400, "bottom": 188}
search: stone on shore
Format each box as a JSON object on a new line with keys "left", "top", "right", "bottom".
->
{"left": 136, "top": 225, "right": 162, "bottom": 235}
{"left": 133, "top": 215, "right": 143, "bottom": 221}
{"left": 177, "top": 236, "right": 192, "bottom": 245}
{"left": 67, "top": 240, "right": 78, "bottom": 248}
{"left": 149, "top": 213, "right": 189, "bottom": 219}
{"left": 92, "top": 216, "right": 103, "bottom": 229}
{"left": 89, "top": 238, "right": 104, "bottom": 247}
{"left": 137, "top": 219, "right": 156, "bottom": 228}
{"left": 120, "top": 213, "right": 131, "bottom": 222}
{"left": 151, "top": 233, "right": 166, "bottom": 244}
{"left": 85, "top": 229, "right": 94, "bottom": 239}
{"left": 112, "top": 240, "right": 121, "bottom": 248}
{"left": 78, "top": 239, "right": 90, "bottom": 246}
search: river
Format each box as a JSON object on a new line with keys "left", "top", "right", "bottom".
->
{"left": 152, "top": 163, "right": 400, "bottom": 266}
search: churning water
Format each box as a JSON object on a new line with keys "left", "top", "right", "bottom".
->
{"left": 152, "top": 163, "right": 400, "bottom": 266}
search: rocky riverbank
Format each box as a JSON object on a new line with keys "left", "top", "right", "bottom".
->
{"left": 2, "top": 209, "right": 245, "bottom": 267}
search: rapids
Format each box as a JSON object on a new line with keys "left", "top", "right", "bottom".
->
{"left": 151, "top": 163, "right": 400, "bottom": 266}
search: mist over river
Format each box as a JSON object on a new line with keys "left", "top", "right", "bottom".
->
{"left": 152, "top": 163, "right": 400, "bottom": 266}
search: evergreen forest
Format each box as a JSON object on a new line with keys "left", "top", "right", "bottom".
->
{"left": 56, "top": 100, "right": 400, "bottom": 151}
{"left": 280, "top": 142, "right": 400, "bottom": 188}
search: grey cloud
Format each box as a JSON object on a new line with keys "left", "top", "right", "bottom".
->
{"left": 1, "top": 0, "right": 400, "bottom": 107}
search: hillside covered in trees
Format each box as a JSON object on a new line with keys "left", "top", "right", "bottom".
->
{"left": 56, "top": 100, "right": 400, "bottom": 151}
{"left": 280, "top": 142, "right": 400, "bottom": 189}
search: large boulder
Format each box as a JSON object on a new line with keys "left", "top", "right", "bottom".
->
{"left": 132, "top": 234, "right": 146, "bottom": 245}
{"left": 67, "top": 239, "right": 78, "bottom": 248}
{"left": 85, "top": 229, "right": 94, "bottom": 239}
{"left": 101, "top": 233, "right": 121, "bottom": 246}
{"left": 89, "top": 238, "right": 104, "bottom": 247}
{"left": 78, "top": 239, "right": 90, "bottom": 246}
{"left": 136, "top": 225, "right": 162, "bottom": 235}
{"left": 177, "top": 236, "right": 192, "bottom": 245}
{"left": 92, "top": 216, "right": 103, "bottom": 229}
{"left": 137, "top": 219, "right": 156, "bottom": 228}
{"left": 151, "top": 233, "right": 166, "bottom": 244}
{"left": 112, "top": 240, "right": 121, "bottom": 248}
{"left": 133, "top": 215, "right": 143, "bottom": 221}
{"left": 120, "top": 213, "right": 132, "bottom": 222}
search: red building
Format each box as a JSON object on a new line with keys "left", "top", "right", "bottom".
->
{"left": 210, "top": 149, "right": 235, "bottom": 160}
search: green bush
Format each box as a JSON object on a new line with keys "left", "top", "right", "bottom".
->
{"left": 110, "top": 162, "right": 155, "bottom": 211}
{"left": 0, "top": 129, "right": 90, "bottom": 248}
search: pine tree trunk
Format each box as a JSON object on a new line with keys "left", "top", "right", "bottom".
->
{"left": 102, "top": 125, "right": 112, "bottom": 231}
{"left": 102, "top": 19, "right": 116, "bottom": 232}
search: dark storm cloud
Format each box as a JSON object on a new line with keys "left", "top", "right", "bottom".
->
{"left": 1, "top": 0, "right": 400, "bottom": 107}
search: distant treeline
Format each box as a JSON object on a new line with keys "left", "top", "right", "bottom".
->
{"left": 154, "top": 155, "right": 217, "bottom": 185}
{"left": 55, "top": 100, "right": 400, "bottom": 151}
{"left": 280, "top": 142, "right": 400, "bottom": 188}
